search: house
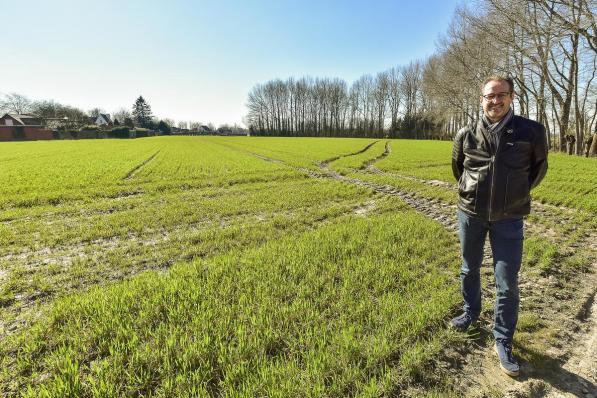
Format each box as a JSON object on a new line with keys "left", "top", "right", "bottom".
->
{"left": 88, "top": 113, "right": 112, "bottom": 126}
{"left": 0, "top": 113, "right": 53, "bottom": 141}
{"left": 0, "top": 113, "right": 42, "bottom": 126}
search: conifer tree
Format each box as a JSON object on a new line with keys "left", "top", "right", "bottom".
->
{"left": 132, "top": 96, "right": 153, "bottom": 128}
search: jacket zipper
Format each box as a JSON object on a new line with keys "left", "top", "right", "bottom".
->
{"left": 488, "top": 131, "right": 504, "bottom": 222}
{"left": 488, "top": 155, "right": 495, "bottom": 221}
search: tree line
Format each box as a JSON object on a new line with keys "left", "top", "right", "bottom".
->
{"left": 245, "top": 65, "right": 435, "bottom": 139}
{"left": 0, "top": 93, "right": 223, "bottom": 134}
{"left": 246, "top": 0, "right": 597, "bottom": 156}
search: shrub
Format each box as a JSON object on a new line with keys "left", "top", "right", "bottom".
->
{"left": 58, "top": 131, "right": 76, "bottom": 140}
{"left": 134, "top": 128, "right": 149, "bottom": 138}
{"left": 109, "top": 127, "right": 130, "bottom": 134}
{"left": 77, "top": 131, "right": 99, "bottom": 139}
{"left": 157, "top": 120, "right": 171, "bottom": 135}
{"left": 79, "top": 125, "right": 100, "bottom": 132}
{"left": 107, "top": 127, "right": 131, "bottom": 139}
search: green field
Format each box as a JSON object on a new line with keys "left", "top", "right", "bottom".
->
{"left": 0, "top": 136, "right": 595, "bottom": 397}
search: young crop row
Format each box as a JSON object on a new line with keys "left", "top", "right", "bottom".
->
{"left": 2, "top": 211, "right": 461, "bottom": 397}
{"left": 3, "top": 137, "right": 592, "bottom": 213}
{"left": 0, "top": 136, "right": 465, "bottom": 396}
{"left": 0, "top": 178, "right": 380, "bottom": 314}
{"left": 0, "top": 139, "right": 160, "bottom": 208}
{"left": 374, "top": 140, "right": 455, "bottom": 183}
{"left": 532, "top": 153, "right": 597, "bottom": 212}
{"left": 1, "top": 135, "right": 594, "bottom": 397}
{"left": 0, "top": 137, "right": 302, "bottom": 210}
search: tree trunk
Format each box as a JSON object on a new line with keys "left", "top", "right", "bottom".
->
{"left": 565, "top": 135, "right": 576, "bottom": 154}
{"left": 589, "top": 133, "right": 597, "bottom": 157}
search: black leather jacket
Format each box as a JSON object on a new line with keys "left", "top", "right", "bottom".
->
{"left": 452, "top": 115, "right": 548, "bottom": 221}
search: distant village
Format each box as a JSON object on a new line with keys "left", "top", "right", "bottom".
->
{"left": 0, "top": 94, "right": 248, "bottom": 142}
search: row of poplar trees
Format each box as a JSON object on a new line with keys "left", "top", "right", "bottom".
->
{"left": 245, "top": 0, "right": 597, "bottom": 156}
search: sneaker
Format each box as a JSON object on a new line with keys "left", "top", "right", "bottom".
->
{"left": 450, "top": 312, "right": 476, "bottom": 331}
{"left": 494, "top": 339, "right": 520, "bottom": 377}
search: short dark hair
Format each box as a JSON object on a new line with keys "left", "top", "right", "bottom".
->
{"left": 481, "top": 75, "right": 514, "bottom": 93}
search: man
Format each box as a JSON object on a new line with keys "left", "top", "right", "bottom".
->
{"left": 451, "top": 75, "right": 548, "bottom": 377}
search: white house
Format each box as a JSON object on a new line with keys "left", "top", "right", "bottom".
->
{"left": 90, "top": 113, "right": 112, "bottom": 126}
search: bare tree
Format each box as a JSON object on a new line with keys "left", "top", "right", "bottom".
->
{"left": 1, "top": 93, "right": 32, "bottom": 114}
{"left": 29, "top": 99, "right": 87, "bottom": 129}
{"left": 88, "top": 108, "right": 105, "bottom": 118}
{"left": 372, "top": 71, "right": 389, "bottom": 135}
{"left": 113, "top": 108, "right": 132, "bottom": 125}
{"left": 387, "top": 67, "right": 402, "bottom": 136}
{"left": 245, "top": 9, "right": 596, "bottom": 150}
{"left": 162, "top": 118, "right": 175, "bottom": 127}
{"left": 531, "top": 0, "right": 597, "bottom": 54}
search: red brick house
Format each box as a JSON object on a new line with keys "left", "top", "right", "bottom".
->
{"left": 0, "top": 113, "right": 43, "bottom": 126}
{"left": 0, "top": 113, "right": 54, "bottom": 141}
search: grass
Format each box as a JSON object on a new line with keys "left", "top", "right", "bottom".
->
{"left": 3, "top": 212, "right": 461, "bottom": 397}
{"left": 0, "top": 178, "right": 380, "bottom": 319}
{"left": 0, "top": 135, "right": 595, "bottom": 397}
{"left": 375, "top": 140, "right": 454, "bottom": 183}
{"left": 323, "top": 140, "right": 387, "bottom": 174}
{"left": 216, "top": 136, "right": 380, "bottom": 170}
{"left": 364, "top": 139, "right": 597, "bottom": 213}
{"left": 533, "top": 152, "right": 597, "bottom": 212}
{"left": 0, "top": 136, "right": 462, "bottom": 396}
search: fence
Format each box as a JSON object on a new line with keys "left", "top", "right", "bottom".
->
{"left": 0, "top": 126, "right": 54, "bottom": 142}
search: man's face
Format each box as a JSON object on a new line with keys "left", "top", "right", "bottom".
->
{"left": 480, "top": 80, "right": 514, "bottom": 123}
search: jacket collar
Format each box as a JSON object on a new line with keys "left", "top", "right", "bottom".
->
{"left": 474, "top": 115, "right": 515, "bottom": 152}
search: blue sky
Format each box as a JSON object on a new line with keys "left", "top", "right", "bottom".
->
{"left": 2, "top": 0, "right": 463, "bottom": 126}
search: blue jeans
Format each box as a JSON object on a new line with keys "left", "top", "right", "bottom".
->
{"left": 457, "top": 209, "right": 524, "bottom": 341}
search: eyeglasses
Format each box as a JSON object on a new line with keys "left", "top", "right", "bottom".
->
{"left": 482, "top": 92, "right": 512, "bottom": 101}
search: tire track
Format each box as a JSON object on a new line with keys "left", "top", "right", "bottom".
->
{"left": 319, "top": 140, "right": 380, "bottom": 166}
{"left": 361, "top": 141, "right": 391, "bottom": 169}
{"left": 362, "top": 146, "right": 596, "bottom": 256}
{"left": 320, "top": 162, "right": 458, "bottom": 231}
{"left": 252, "top": 142, "right": 458, "bottom": 231}
{"left": 123, "top": 149, "right": 161, "bottom": 180}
